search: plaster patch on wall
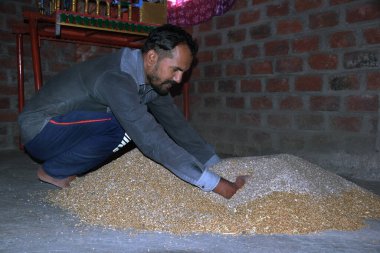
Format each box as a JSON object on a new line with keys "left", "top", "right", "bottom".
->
{"left": 344, "top": 51, "right": 378, "bottom": 69}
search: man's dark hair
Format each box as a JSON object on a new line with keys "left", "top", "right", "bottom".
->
{"left": 142, "top": 24, "right": 198, "bottom": 57}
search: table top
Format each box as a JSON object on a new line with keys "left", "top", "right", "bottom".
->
{"left": 15, "top": 10, "right": 149, "bottom": 48}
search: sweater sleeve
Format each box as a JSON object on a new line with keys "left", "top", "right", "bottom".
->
{"left": 147, "top": 94, "right": 221, "bottom": 168}
{"left": 94, "top": 71, "right": 220, "bottom": 191}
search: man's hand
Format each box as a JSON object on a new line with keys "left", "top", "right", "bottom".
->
{"left": 212, "top": 175, "right": 248, "bottom": 199}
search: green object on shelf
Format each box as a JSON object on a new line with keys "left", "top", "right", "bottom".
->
{"left": 57, "top": 10, "right": 156, "bottom": 35}
{"left": 68, "top": 14, "right": 74, "bottom": 23}
{"left": 75, "top": 15, "right": 82, "bottom": 24}
{"left": 97, "top": 18, "right": 103, "bottom": 27}
{"left": 61, "top": 13, "right": 67, "bottom": 23}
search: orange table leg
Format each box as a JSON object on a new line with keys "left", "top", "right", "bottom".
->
{"left": 16, "top": 32, "right": 25, "bottom": 150}
{"left": 28, "top": 16, "right": 43, "bottom": 91}
{"left": 16, "top": 33, "right": 24, "bottom": 113}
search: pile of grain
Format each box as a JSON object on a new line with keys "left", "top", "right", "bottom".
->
{"left": 46, "top": 149, "right": 380, "bottom": 235}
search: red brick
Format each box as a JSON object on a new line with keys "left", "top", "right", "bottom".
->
{"left": 242, "top": 44, "right": 260, "bottom": 59}
{"left": 216, "top": 48, "right": 233, "bottom": 61}
{"left": 0, "top": 2, "right": 17, "bottom": 13}
{"left": 199, "top": 20, "right": 213, "bottom": 32}
{"left": 6, "top": 16, "right": 25, "bottom": 32}
{"left": 0, "top": 125, "right": 6, "bottom": 135}
{"left": 292, "top": 36, "right": 319, "bottom": 53}
{"left": 280, "top": 96, "right": 303, "bottom": 110}
{"left": 0, "top": 71, "right": 7, "bottom": 82}
{"left": 192, "top": 67, "right": 201, "bottom": 79}
{"left": 0, "top": 56, "right": 16, "bottom": 68}
{"left": 309, "top": 11, "right": 339, "bottom": 29}
{"left": 0, "top": 30, "right": 14, "bottom": 42}
{"left": 295, "top": 0, "right": 322, "bottom": 12}
{"left": 216, "top": 14, "right": 235, "bottom": 29}
{"left": 0, "top": 98, "right": 10, "bottom": 109}
{"left": 218, "top": 80, "right": 237, "bottom": 92}
{"left": 0, "top": 85, "right": 18, "bottom": 96}
{"left": 249, "top": 24, "right": 271, "bottom": 40}
{"left": 204, "top": 64, "right": 222, "bottom": 77}
{"left": 266, "top": 78, "right": 289, "bottom": 92}
{"left": 295, "top": 75, "right": 322, "bottom": 91}
{"left": 279, "top": 134, "right": 305, "bottom": 150}
{"left": 368, "top": 72, "right": 380, "bottom": 90}
{"left": 251, "top": 96, "right": 273, "bottom": 110}
{"left": 330, "top": 0, "right": 352, "bottom": 5}
{"left": 346, "top": 95, "right": 378, "bottom": 111}
{"left": 239, "top": 9, "right": 260, "bottom": 24}
{"left": 363, "top": 27, "right": 380, "bottom": 44}
{"left": 308, "top": 53, "right": 338, "bottom": 70}
{"left": 310, "top": 96, "right": 340, "bottom": 111}
{"left": 227, "top": 29, "right": 246, "bottom": 43}
{"left": 198, "top": 81, "right": 215, "bottom": 93}
{"left": 239, "top": 112, "right": 261, "bottom": 126}
{"left": 232, "top": 0, "right": 248, "bottom": 10}
{"left": 204, "top": 33, "right": 222, "bottom": 47}
{"left": 204, "top": 97, "right": 222, "bottom": 108}
{"left": 226, "top": 97, "right": 245, "bottom": 109}
{"left": 329, "top": 74, "right": 359, "bottom": 90}
{"left": 189, "top": 94, "right": 202, "bottom": 108}
{"left": 267, "top": 114, "right": 292, "bottom": 128}
{"left": 241, "top": 79, "right": 261, "bottom": 92}
{"left": 267, "top": 2, "right": 289, "bottom": 17}
{"left": 276, "top": 57, "right": 303, "bottom": 73}
{"left": 0, "top": 111, "right": 18, "bottom": 122}
{"left": 226, "top": 63, "right": 246, "bottom": 76}
{"left": 330, "top": 116, "right": 361, "bottom": 132}
{"left": 369, "top": 117, "right": 378, "bottom": 134}
{"left": 265, "top": 40, "right": 289, "bottom": 56}
{"left": 195, "top": 112, "right": 213, "bottom": 121}
{"left": 197, "top": 50, "right": 213, "bottom": 62}
{"left": 251, "top": 131, "right": 272, "bottom": 148}
{"left": 277, "top": 19, "right": 303, "bottom": 34}
{"left": 346, "top": 3, "right": 380, "bottom": 23}
{"left": 217, "top": 112, "right": 236, "bottom": 123}
{"left": 296, "top": 114, "right": 324, "bottom": 130}
{"left": 329, "top": 31, "right": 356, "bottom": 48}
{"left": 250, "top": 61, "right": 273, "bottom": 75}
{"left": 252, "top": 0, "right": 270, "bottom": 4}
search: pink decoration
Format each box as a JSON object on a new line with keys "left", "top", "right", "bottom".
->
{"left": 167, "top": 0, "right": 236, "bottom": 26}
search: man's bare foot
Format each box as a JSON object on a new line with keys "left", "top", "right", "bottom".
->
{"left": 37, "top": 167, "right": 76, "bottom": 188}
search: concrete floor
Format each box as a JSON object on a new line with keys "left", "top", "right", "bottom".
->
{"left": 1, "top": 150, "right": 380, "bottom": 253}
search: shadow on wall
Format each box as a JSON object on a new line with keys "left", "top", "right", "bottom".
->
{"left": 297, "top": 151, "right": 380, "bottom": 182}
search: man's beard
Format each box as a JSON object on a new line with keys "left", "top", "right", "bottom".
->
{"left": 147, "top": 75, "right": 179, "bottom": 95}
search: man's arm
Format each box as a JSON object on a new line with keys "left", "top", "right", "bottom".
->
{"left": 147, "top": 94, "right": 217, "bottom": 165}
{"left": 94, "top": 71, "right": 220, "bottom": 192}
{"left": 148, "top": 95, "right": 247, "bottom": 199}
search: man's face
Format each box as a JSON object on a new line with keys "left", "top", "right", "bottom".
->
{"left": 146, "top": 43, "right": 193, "bottom": 95}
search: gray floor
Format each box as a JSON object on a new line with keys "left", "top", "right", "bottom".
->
{"left": 1, "top": 150, "right": 380, "bottom": 253}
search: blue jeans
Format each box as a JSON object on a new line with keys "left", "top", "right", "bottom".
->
{"left": 25, "top": 111, "right": 129, "bottom": 179}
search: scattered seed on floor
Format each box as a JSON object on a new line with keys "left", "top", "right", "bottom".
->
{"left": 46, "top": 149, "right": 380, "bottom": 235}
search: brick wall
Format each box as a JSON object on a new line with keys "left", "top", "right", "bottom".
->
{"left": 189, "top": 0, "right": 379, "bottom": 169}
{"left": 0, "top": 0, "right": 114, "bottom": 149}
{"left": 0, "top": 0, "right": 34, "bottom": 149}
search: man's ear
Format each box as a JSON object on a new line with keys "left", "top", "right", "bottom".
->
{"left": 146, "top": 49, "right": 158, "bottom": 67}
